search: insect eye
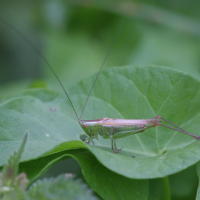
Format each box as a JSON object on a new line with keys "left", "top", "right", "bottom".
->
{"left": 82, "top": 123, "right": 87, "bottom": 128}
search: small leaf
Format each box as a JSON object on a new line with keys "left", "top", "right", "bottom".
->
{"left": 2, "top": 132, "right": 28, "bottom": 186}
{"left": 27, "top": 174, "right": 97, "bottom": 200}
{"left": 15, "top": 173, "right": 28, "bottom": 191}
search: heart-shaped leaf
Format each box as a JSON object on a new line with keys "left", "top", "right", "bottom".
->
{"left": 69, "top": 65, "right": 200, "bottom": 178}
{"left": 1, "top": 65, "right": 200, "bottom": 182}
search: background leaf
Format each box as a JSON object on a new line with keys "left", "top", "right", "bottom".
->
{"left": 20, "top": 149, "right": 149, "bottom": 200}
{"left": 28, "top": 174, "right": 98, "bottom": 200}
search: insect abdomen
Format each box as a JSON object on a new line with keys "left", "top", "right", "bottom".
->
{"left": 99, "top": 124, "right": 148, "bottom": 139}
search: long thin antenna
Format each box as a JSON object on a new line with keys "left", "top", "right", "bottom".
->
{"left": 0, "top": 19, "right": 79, "bottom": 121}
{"left": 79, "top": 14, "right": 126, "bottom": 120}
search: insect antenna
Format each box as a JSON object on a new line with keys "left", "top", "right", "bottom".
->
{"left": 79, "top": 14, "right": 126, "bottom": 121}
{"left": 0, "top": 19, "right": 80, "bottom": 122}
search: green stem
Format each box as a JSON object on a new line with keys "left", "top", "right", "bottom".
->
{"left": 162, "top": 176, "right": 171, "bottom": 200}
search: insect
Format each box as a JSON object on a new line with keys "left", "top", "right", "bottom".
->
{"left": 1, "top": 9, "right": 200, "bottom": 154}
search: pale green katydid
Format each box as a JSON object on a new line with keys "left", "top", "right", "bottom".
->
{"left": 80, "top": 117, "right": 200, "bottom": 153}
{"left": 1, "top": 13, "right": 200, "bottom": 155}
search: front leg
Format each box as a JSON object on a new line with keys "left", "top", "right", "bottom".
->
{"left": 83, "top": 135, "right": 97, "bottom": 145}
{"left": 83, "top": 137, "right": 91, "bottom": 144}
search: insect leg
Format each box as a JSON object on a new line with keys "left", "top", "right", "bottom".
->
{"left": 111, "top": 138, "right": 119, "bottom": 153}
{"left": 114, "top": 139, "right": 122, "bottom": 152}
{"left": 155, "top": 116, "right": 200, "bottom": 140}
{"left": 83, "top": 137, "right": 90, "bottom": 144}
{"left": 83, "top": 135, "right": 97, "bottom": 144}
{"left": 154, "top": 116, "right": 185, "bottom": 131}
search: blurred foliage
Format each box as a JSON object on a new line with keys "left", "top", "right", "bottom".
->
{"left": 1, "top": 0, "right": 200, "bottom": 90}
{"left": 1, "top": 0, "right": 200, "bottom": 199}
{"left": 0, "top": 132, "right": 97, "bottom": 200}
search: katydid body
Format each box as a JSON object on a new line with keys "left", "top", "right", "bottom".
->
{"left": 3, "top": 12, "right": 200, "bottom": 155}
{"left": 80, "top": 117, "right": 161, "bottom": 153}
{"left": 80, "top": 116, "right": 200, "bottom": 153}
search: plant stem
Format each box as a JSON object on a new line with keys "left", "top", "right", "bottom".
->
{"left": 162, "top": 176, "right": 171, "bottom": 200}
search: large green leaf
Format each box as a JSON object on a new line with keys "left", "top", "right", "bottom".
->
{"left": 1, "top": 66, "right": 200, "bottom": 181}
{"left": 70, "top": 65, "right": 200, "bottom": 178}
